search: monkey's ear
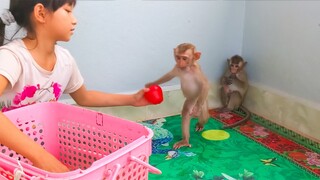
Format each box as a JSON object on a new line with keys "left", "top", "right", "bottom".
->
{"left": 194, "top": 52, "right": 201, "bottom": 60}
{"left": 227, "top": 58, "right": 231, "bottom": 65}
{"left": 173, "top": 48, "right": 177, "bottom": 55}
{"left": 172, "top": 48, "right": 176, "bottom": 58}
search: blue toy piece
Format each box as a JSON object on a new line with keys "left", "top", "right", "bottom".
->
{"left": 141, "top": 119, "right": 173, "bottom": 154}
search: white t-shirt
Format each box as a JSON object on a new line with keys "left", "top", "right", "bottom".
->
{"left": 0, "top": 39, "right": 84, "bottom": 111}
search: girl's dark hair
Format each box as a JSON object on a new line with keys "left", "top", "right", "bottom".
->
{"left": 0, "top": 0, "right": 76, "bottom": 45}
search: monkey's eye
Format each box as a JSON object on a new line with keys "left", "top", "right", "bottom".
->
{"left": 231, "top": 64, "right": 239, "bottom": 68}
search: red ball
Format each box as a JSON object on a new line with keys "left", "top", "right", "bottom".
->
{"left": 144, "top": 85, "right": 163, "bottom": 104}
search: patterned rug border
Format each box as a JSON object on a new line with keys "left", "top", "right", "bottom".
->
{"left": 231, "top": 109, "right": 320, "bottom": 154}
{"left": 225, "top": 120, "right": 317, "bottom": 178}
{"left": 250, "top": 113, "right": 320, "bottom": 154}
{"left": 209, "top": 109, "right": 320, "bottom": 178}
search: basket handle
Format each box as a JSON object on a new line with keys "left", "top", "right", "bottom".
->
{"left": 105, "top": 164, "right": 121, "bottom": 180}
{"left": 129, "top": 155, "right": 162, "bottom": 174}
{"left": 14, "top": 159, "right": 25, "bottom": 180}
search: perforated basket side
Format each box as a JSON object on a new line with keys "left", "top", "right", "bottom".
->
{"left": 52, "top": 103, "right": 150, "bottom": 171}
{"left": 1, "top": 108, "right": 50, "bottom": 166}
{"left": 56, "top": 118, "right": 139, "bottom": 170}
{"left": 1, "top": 102, "right": 158, "bottom": 179}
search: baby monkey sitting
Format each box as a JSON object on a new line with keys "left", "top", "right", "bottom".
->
{"left": 146, "top": 43, "right": 209, "bottom": 149}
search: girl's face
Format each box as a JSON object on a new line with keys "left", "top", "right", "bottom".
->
{"left": 46, "top": 3, "right": 77, "bottom": 42}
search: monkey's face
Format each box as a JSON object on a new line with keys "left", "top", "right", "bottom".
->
{"left": 230, "top": 63, "right": 240, "bottom": 74}
{"left": 174, "top": 49, "right": 193, "bottom": 69}
{"left": 228, "top": 56, "right": 246, "bottom": 74}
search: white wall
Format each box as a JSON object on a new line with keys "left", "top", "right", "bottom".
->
{"left": 0, "top": 0, "right": 245, "bottom": 95}
{"left": 60, "top": 0, "right": 245, "bottom": 93}
{"left": 241, "top": 1, "right": 320, "bottom": 141}
{"left": 242, "top": 1, "right": 320, "bottom": 104}
{"left": 4, "top": 1, "right": 320, "bottom": 106}
{"left": 0, "top": 1, "right": 8, "bottom": 9}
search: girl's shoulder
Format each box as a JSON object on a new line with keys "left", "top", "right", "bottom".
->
{"left": 0, "top": 39, "right": 24, "bottom": 51}
{"left": 54, "top": 44, "right": 74, "bottom": 59}
{"left": 0, "top": 39, "right": 26, "bottom": 60}
{"left": 54, "top": 44, "right": 77, "bottom": 67}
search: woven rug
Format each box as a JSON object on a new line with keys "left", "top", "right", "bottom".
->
{"left": 146, "top": 110, "right": 320, "bottom": 180}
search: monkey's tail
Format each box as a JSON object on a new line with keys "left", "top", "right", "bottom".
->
{"left": 221, "top": 106, "right": 251, "bottom": 129}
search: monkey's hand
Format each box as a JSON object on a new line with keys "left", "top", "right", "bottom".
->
{"left": 190, "top": 106, "right": 200, "bottom": 117}
{"left": 223, "top": 85, "right": 232, "bottom": 94}
{"left": 222, "top": 77, "right": 229, "bottom": 85}
{"left": 194, "top": 97, "right": 207, "bottom": 115}
{"left": 222, "top": 76, "right": 233, "bottom": 85}
{"left": 229, "top": 73, "right": 237, "bottom": 79}
{"left": 145, "top": 82, "right": 154, "bottom": 88}
{"left": 173, "top": 140, "right": 191, "bottom": 149}
{"left": 236, "top": 73, "right": 248, "bottom": 83}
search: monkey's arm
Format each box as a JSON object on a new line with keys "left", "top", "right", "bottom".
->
{"left": 220, "top": 70, "right": 233, "bottom": 86}
{"left": 233, "top": 72, "right": 248, "bottom": 90}
{"left": 236, "top": 72, "right": 248, "bottom": 83}
{"left": 145, "top": 67, "right": 178, "bottom": 87}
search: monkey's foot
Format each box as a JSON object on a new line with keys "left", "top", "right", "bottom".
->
{"left": 195, "top": 123, "right": 204, "bottom": 132}
{"left": 173, "top": 140, "right": 191, "bottom": 149}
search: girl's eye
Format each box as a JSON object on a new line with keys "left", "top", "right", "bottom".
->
{"left": 64, "top": 7, "right": 72, "bottom": 13}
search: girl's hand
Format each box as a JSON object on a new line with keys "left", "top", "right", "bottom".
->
{"left": 132, "top": 88, "right": 151, "bottom": 106}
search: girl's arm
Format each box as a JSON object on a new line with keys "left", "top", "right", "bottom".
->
{"left": 0, "top": 75, "right": 69, "bottom": 173}
{"left": 70, "top": 85, "right": 150, "bottom": 107}
{"left": 0, "top": 113, "right": 69, "bottom": 172}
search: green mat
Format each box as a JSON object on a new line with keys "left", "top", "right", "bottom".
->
{"left": 147, "top": 115, "right": 318, "bottom": 180}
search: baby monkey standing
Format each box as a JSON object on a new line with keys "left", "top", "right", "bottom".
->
{"left": 146, "top": 43, "right": 209, "bottom": 149}
{"left": 220, "top": 55, "right": 250, "bottom": 129}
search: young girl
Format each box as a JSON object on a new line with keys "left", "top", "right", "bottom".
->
{"left": 0, "top": 0, "right": 150, "bottom": 173}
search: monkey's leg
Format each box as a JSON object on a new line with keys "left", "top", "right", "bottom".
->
{"left": 173, "top": 99, "right": 194, "bottom": 149}
{"left": 195, "top": 101, "right": 209, "bottom": 132}
{"left": 220, "top": 87, "right": 228, "bottom": 106}
{"left": 218, "top": 87, "right": 230, "bottom": 112}
{"left": 222, "top": 92, "right": 250, "bottom": 129}
{"left": 226, "top": 91, "right": 242, "bottom": 110}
